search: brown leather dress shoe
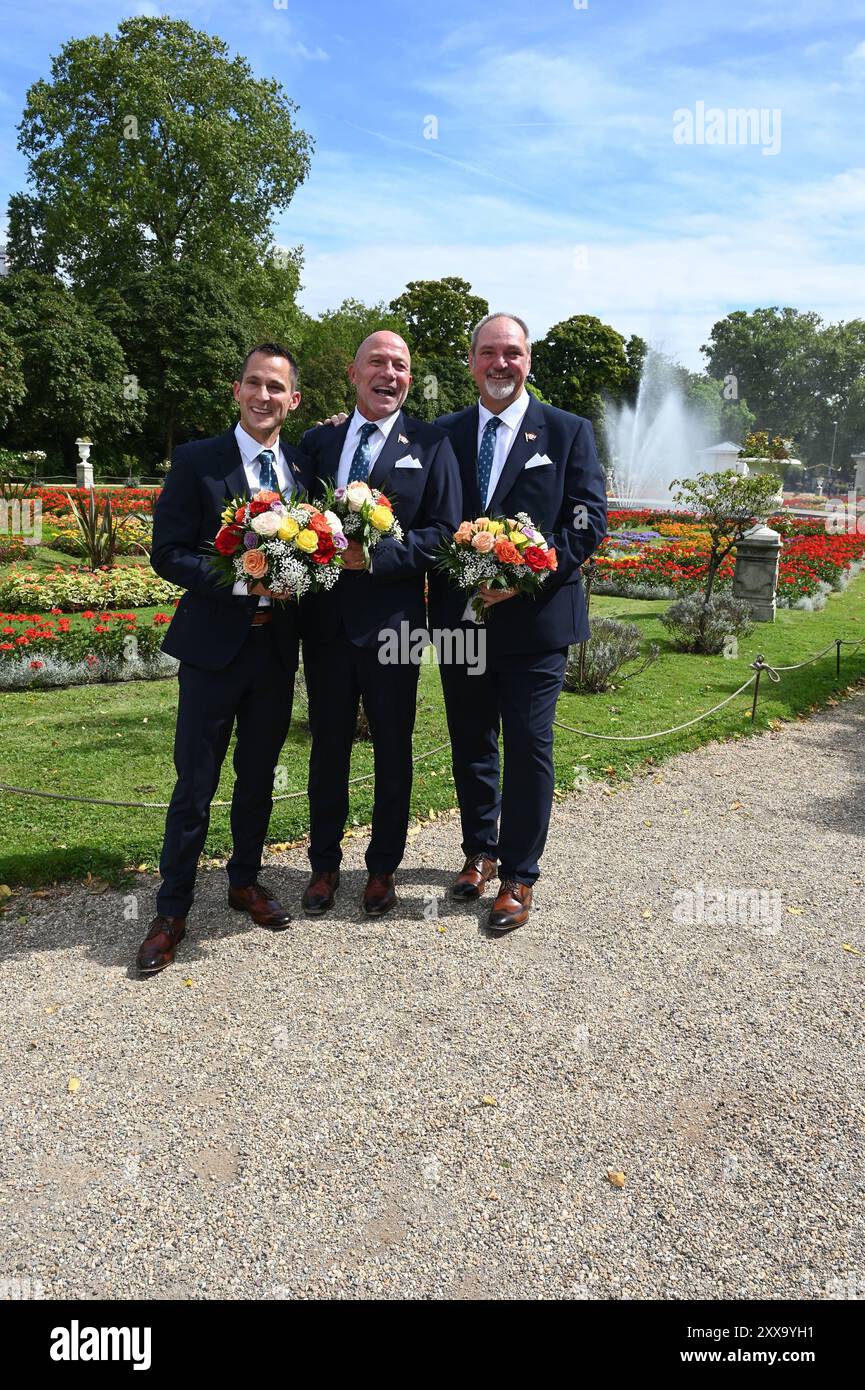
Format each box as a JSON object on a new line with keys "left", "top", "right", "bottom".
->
{"left": 302, "top": 869, "right": 340, "bottom": 916}
{"left": 451, "top": 853, "right": 497, "bottom": 900}
{"left": 137, "top": 915, "right": 186, "bottom": 975}
{"left": 228, "top": 882, "right": 291, "bottom": 929}
{"left": 362, "top": 872, "right": 397, "bottom": 916}
{"left": 488, "top": 879, "right": 533, "bottom": 932}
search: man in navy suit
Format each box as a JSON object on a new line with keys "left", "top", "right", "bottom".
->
{"left": 429, "top": 313, "right": 607, "bottom": 931}
{"left": 299, "top": 330, "right": 461, "bottom": 918}
{"left": 137, "top": 343, "right": 311, "bottom": 975}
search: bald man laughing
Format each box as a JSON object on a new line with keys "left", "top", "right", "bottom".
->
{"left": 298, "top": 332, "right": 461, "bottom": 917}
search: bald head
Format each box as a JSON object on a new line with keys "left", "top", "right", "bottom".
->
{"left": 349, "top": 331, "right": 413, "bottom": 421}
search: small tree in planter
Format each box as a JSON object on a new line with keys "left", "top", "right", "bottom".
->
{"left": 663, "top": 469, "right": 782, "bottom": 652}
{"left": 64, "top": 489, "right": 148, "bottom": 571}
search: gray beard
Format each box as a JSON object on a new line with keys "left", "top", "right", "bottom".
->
{"left": 486, "top": 377, "right": 516, "bottom": 401}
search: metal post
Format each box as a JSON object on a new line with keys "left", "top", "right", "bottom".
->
{"left": 751, "top": 656, "right": 764, "bottom": 720}
{"left": 836, "top": 638, "right": 842, "bottom": 678}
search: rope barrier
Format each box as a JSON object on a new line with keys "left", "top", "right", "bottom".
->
{"left": 0, "top": 636, "right": 863, "bottom": 807}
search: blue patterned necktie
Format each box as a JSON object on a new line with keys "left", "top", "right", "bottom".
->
{"left": 477, "top": 416, "right": 500, "bottom": 508}
{"left": 347, "top": 421, "right": 378, "bottom": 484}
{"left": 256, "top": 448, "right": 278, "bottom": 492}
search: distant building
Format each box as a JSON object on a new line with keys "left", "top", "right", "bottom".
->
{"left": 0, "top": 245, "right": 7, "bottom": 276}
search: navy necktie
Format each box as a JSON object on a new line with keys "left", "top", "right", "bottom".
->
{"left": 256, "top": 448, "right": 278, "bottom": 492}
{"left": 477, "top": 416, "right": 500, "bottom": 508}
{"left": 348, "top": 421, "right": 378, "bottom": 484}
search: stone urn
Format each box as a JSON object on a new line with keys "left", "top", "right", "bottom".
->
{"left": 75, "top": 438, "right": 94, "bottom": 489}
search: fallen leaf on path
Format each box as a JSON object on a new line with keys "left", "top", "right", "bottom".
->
{"left": 67, "top": 1076, "right": 80, "bottom": 1094}
{"left": 842, "top": 944, "right": 862, "bottom": 956}
{"left": 607, "top": 1169, "right": 626, "bottom": 1188}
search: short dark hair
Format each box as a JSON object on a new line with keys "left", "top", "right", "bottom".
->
{"left": 239, "top": 342, "right": 299, "bottom": 387}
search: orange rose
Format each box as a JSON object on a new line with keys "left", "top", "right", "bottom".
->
{"left": 256, "top": 489, "right": 279, "bottom": 505}
{"left": 454, "top": 521, "right": 475, "bottom": 544}
{"left": 235, "top": 505, "right": 248, "bottom": 523}
{"left": 241, "top": 548, "right": 268, "bottom": 579}
{"left": 547, "top": 547, "right": 558, "bottom": 570}
{"left": 494, "top": 538, "right": 522, "bottom": 564}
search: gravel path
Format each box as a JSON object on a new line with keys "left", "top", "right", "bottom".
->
{"left": 1, "top": 692, "right": 863, "bottom": 1302}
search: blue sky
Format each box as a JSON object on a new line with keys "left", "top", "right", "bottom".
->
{"left": 2, "top": 0, "right": 865, "bottom": 367}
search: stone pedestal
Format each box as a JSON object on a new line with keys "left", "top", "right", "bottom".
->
{"left": 853, "top": 453, "right": 865, "bottom": 497}
{"left": 733, "top": 524, "right": 781, "bottom": 622}
{"left": 76, "top": 460, "right": 94, "bottom": 488}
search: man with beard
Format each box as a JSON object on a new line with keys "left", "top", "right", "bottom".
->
{"left": 428, "top": 313, "right": 607, "bottom": 931}
{"left": 299, "top": 331, "right": 461, "bottom": 917}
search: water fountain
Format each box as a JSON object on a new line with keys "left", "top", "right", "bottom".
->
{"left": 603, "top": 356, "right": 715, "bottom": 508}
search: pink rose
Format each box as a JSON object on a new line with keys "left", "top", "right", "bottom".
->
{"left": 471, "top": 530, "right": 495, "bottom": 553}
{"left": 241, "top": 548, "right": 268, "bottom": 579}
{"left": 454, "top": 521, "right": 475, "bottom": 544}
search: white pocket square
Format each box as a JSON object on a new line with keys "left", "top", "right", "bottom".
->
{"left": 524, "top": 452, "right": 554, "bottom": 469}
{"left": 394, "top": 454, "right": 423, "bottom": 469}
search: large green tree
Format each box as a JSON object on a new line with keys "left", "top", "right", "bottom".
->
{"left": 0, "top": 271, "right": 144, "bottom": 459}
{"left": 0, "top": 306, "right": 26, "bottom": 431}
{"left": 389, "top": 277, "right": 488, "bottom": 357}
{"left": 530, "top": 314, "right": 631, "bottom": 429}
{"left": 12, "top": 17, "right": 313, "bottom": 289}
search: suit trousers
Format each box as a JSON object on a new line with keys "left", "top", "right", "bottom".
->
{"left": 303, "top": 628, "right": 420, "bottom": 874}
{"left": 438, "top": 641, "right": 568, "bottom": 885}
{"left": 156, "top": 625, "right": 294, "bottom": 918}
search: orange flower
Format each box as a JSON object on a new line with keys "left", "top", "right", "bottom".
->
{"left": 454, "top": 521, "right": 475, "bottom": 544}
{"left": 241, "top": 548, "right": 268, "bottom": 579}
{"left": 494, "top": 538, "right": 522, "bottom": 564}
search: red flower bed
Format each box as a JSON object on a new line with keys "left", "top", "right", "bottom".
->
{"left": 34, "top": 487, "right": 161, "bottom": 516}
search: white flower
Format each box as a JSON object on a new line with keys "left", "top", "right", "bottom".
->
{"left": 251, "top": 512, "right": 282, "bottom": 537}
{"left": 345, "top": 481, "right": 373, "bottom": 512}
{"left": 323, "top": 509, "right": 345, "bottom": 536}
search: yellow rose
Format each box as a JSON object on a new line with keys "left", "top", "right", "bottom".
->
{"left": 487, "top": 521, "right": 504, "bottom": 536}
{"left": 509, "top": 530, "right": 530, "bottom": 548}
{"left": 277, "top": 516, "right": 300, "bottom": 541}
{"left": 294, "top": 528, "right": 318, "bottom": 552}
{"left": 221, "top": 506, "right": 236, "bottom": 525}
{"left": 369, "top": 505, "right": 394, "bottom": 533}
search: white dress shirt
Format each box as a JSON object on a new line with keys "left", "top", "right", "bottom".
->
{"left": 336, "top": 407, "right": 401, "bottom": 489}
{"left": 232, "top": 422, "right": 292, "bottom": 605}
{"left": 477, "top": 389, "right": 532, "bottom": 510}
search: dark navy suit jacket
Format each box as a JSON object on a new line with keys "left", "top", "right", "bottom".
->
{"left": 299, "top": 410, "right": 462, "bottom": 649}
{"left": 428, "top": 395, "right": 608, "bottom": 655}
{"left": 151, "top": 427, "right": 311, "bottom": 672}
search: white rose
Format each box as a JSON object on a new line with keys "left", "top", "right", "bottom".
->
{"left": 323, "top": 509, "right": 345, "bottom": 535}
{"left": 251, "top": 511, "right": 282, "bottom": 537}
{"left": 345, "top": 481, "right": 373, "bottom": 512}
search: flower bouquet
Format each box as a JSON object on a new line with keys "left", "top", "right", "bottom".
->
{"left": 314, "top": 480, "right": 403, "bottom": 566}
{"left": 436, "top": 512, "right": 558, "bottom": 621}
{"left": 209, "top": 489, "right": 346, "bottom": 599}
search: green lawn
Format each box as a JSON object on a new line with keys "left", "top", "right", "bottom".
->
{"left": 0, "top": 575, "right": 863, "bottom": 888}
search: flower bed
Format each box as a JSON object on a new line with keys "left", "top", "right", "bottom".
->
{"left": 0, "top": 610, "right": 177, "bottom": 689}
{"left": 0, "top": 562, "right": 180, "bottom": 611}
{"left": 33, "top": 486, "right": 161, "bottom": 516}
{"left": 596, "top": 510, "right": 865, "bottom": 607}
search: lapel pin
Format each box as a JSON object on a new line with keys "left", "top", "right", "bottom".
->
{"left": 525, "top": 431, "right": 537, "bottom": 442}
{"left": 398, "top": 433, "right": 409, "bottom": 445}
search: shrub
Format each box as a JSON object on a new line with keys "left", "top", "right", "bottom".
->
{"left": 660, "top": 592, "right": 755, "bottom": 654}
{"left": 0, "top": 535, "right": 28, "bottom": 563}
{"left": 564, "top": 616, "right": 659, "bottom": 693}
{"left": 47, "top": 515, "right": 152, "bottom": 557}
